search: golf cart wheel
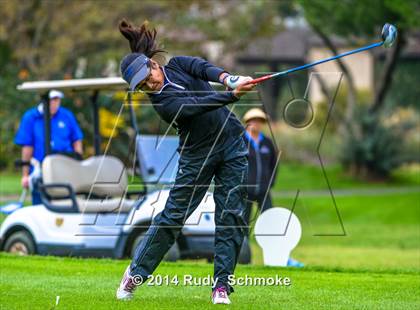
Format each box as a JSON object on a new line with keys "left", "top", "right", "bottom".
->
{"left": 130, "top": 231, "right": 180, "bottom": 262}
{"left": 4, "top": 231, "right": 35, "bottom": 256}
{"left": 238, "top": 237, "right": 251, "bottom": 264}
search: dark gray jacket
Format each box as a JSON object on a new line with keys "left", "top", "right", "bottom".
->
{"left": 149, "top": 56, "right": 244, "bottom": 158}
{"left": 244, "top": 133, "right": 278, "bottom": 197}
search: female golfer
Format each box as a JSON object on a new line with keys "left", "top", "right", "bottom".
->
{"left": 117, "top": 20, "right": 255, "bottom": 305}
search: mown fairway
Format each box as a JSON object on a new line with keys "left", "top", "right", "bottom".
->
{"left": 1, "top": 253, "right": 419, "bottom": 309}
{"left": 1, "top": 191, "right": 419, "bottom": 309}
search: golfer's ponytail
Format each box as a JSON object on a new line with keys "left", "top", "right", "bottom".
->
{"left": 118, "top": 19, "right": 165, "bottom": 58}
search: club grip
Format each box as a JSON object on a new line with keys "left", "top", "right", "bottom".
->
{"left": 246, "top": 74, "right": 273, "bottom": 85}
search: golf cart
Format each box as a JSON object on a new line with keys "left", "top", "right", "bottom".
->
{"left": 0, "top": 77, "right": 251, "bottom": 263}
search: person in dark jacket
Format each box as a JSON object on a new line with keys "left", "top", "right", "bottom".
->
{"left": 242, "top": 108, "right": 304, "bottom": 268}
{"left": 116, "top": 20, "right": 255, "bottom": 305}
{"left": 242, "top": 108, "right": 277, "bottom": 234}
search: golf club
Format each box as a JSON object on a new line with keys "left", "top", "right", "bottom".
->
{"left": 247, "top": 23, "right": 398, "bottom": 85}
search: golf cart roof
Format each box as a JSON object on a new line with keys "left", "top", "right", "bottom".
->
{"left": 17, "top": 77, "right": 219, "bottom": 93}
{"left": 17, "top": 77, "right": 128, "bottom": 92}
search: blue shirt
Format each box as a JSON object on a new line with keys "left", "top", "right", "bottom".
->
{"left": 14, "top": 106, "right": 83, "bottom": 162}
{"left": 244, "top": 131, "right": 264, "bottom": 151}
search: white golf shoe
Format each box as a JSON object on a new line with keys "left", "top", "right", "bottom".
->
{"left": 211, "top": 286, "right": 231, "bottom": 305}
{"left": 116, "top": 265, "right": 138, "bottom": 300}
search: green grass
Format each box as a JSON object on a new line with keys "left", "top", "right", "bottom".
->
{"left": 1, "top": 254, "right": 419, "bottom": 309}
{"left": 1, "top": 163, "right": 419, "bottom": 198}
{"left": 247, "top": 192, "right": 420, "bottom": 272}
{"left": 277, "top": 193, "right": 420, "bottom": 249}
{"left": 0, "top": 172, "right": 21, "bottom": 196}
{"left": 272, "top": 162, "right": 420, "bottom": 191}
{"left": 1, "top": 166, "right": 419, "bottom": 308}
{"left": 1, "top": 192, "right": 419, "bottom": 309}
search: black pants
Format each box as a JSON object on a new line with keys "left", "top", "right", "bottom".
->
{"left": 244, "top": 191, "right": 273, "bottom": 236}
{"left": 130, "top": 138, "right": 248, "bottom": 295}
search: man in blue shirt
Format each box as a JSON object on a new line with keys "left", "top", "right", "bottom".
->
{"left": 14, "top": 90, "right": 83, "bottom": 204}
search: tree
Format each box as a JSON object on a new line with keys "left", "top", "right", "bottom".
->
{"left": 0, "top": 0, "right": 289, "bottom": 168}
{"left": 299, "top": 0, "right": 420, "bottom": 178}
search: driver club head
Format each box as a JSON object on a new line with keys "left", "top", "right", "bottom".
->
{"left": 381, "top": 23, "right": 397, "bottom": 48}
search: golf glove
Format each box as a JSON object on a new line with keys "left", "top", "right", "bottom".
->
{"left": 224, "top": 75, "right": 253, "bottom": 89}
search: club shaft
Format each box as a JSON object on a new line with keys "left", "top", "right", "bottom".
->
{"left": 249, "top": 41, "right": 384, "bottom": 85}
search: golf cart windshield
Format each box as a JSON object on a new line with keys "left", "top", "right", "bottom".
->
{"left": 136, "top": 135, "right": 179, "bottom": 184}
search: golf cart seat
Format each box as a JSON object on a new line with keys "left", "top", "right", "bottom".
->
{"left": 41, "top": 155, "right": 135, "bottom": 213}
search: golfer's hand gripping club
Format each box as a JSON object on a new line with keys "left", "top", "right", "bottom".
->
{"left": 224, "top": 75, "right": 254, "bottom": 90}
{"left": 230, "top": 76, "right": 256, "bottom": 98}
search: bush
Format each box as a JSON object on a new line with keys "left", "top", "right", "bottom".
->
{"left": 340, "top": 105, "right": 419, "bottom": 179}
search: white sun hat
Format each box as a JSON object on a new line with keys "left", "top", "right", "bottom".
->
{"left": 49, "top": 90, "right": 64, "bottom": 99}
{"left": 243, "top": 108, "right": 268, "bottom": 123}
